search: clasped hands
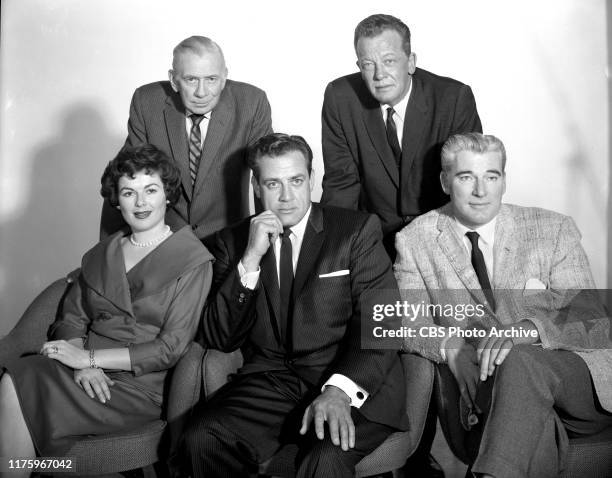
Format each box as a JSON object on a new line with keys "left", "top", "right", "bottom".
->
{"left": 40, "top": 339, "right": 114, "bottom": 403}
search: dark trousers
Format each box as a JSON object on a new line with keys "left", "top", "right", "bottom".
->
{"left": 182, "top": 370, "right": 394, "bottom": 478}
{"left": 468, "top": 345, "right": 612, "bottom": 478}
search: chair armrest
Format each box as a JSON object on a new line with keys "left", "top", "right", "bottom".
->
{"left": 202, "top": 349, "right": 243, "bottom": 398}
{"left": 400, "top": 353, "right": 434, "bottom": 456}
{"left": 0, "top": 275, "right": 74, "bottom": 368}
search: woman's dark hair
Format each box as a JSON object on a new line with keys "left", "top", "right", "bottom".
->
{"left": 100, "top": 144, "right": 182, "bottom": 207}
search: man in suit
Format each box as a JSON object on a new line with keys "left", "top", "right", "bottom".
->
{"left": 183, "top": 133, "right": 406, "bottom": 477}
{"left": 394, "top": 132, "right": 612, "bottom": 477}
{"left": 321, "top": 13, "right": 482, "bottom": 258}
{"left": 100, "top": 36, "right": 273, "bottom": 242}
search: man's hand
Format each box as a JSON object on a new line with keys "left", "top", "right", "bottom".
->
{"left": 477, "top": 321, "right": 539, "bottom": 381}
{"left": 300, "top": 385, "right": 355, "bottom": 451}
{"left": 241, "top": 211, "right": 283, "bottom": 272}
{"left": 74, "top": 368, "right": 115, "bottom": 403}
{"left": 445, "top": 337, "right": 480, "bottom": 410}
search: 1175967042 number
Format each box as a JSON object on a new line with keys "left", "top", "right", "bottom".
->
{"left": 1, "top": 457, "right": 74, "bottom": 472}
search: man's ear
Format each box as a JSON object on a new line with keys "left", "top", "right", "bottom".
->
{"left": 168, "top": 70, "right": 178, "bottom": 92}
{"left": 440, "top": 171, "right": 450, "bottom": 194}
{"left": 309, "top": 168, "right": 315, "bottom": 191}
{"left": 407, "top": 52, "right": 417, "bottom": 75}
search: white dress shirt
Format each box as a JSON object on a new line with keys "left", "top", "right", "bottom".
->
{"left": 440, "top": 216, "right": 497, "bottom": 361}
{"left": 237, "top": 206, "right": 368, "bottom": 408}
{"left": 380, "top": 79, "right": 413, "bottom": 147}
{"left": 184, "top": 113, "right": 210, "bottom": 146}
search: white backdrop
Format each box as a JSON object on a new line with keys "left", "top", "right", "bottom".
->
{"left": 1, "top": 0, "right": 609, "bottom": 336}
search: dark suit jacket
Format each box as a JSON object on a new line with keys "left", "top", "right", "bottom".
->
{"left": 321, "top": 68, "right": 482, "bottom": 239}
{"left": 100, "top": 80, "right": 273, "bottom": 241}
{"left": 199, "top": 204, "right": 408, "bottom": 430}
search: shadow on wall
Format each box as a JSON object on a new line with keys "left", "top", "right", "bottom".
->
{"left": 0, "top": 103, "right": 123, "bottom": 336}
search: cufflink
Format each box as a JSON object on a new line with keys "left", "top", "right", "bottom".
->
{"left": 356, "top": 391, "right": 364, "bottom": 400}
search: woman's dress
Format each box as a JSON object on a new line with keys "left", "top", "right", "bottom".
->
{"left": 5, "top": 226, "right": 212, "bottom": 456}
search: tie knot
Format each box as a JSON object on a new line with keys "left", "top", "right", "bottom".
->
{"left": 386, "top": 107, "right": 396, "bottom": 119}
{"left": 282, "top": 227, "right": 293, "bottom": 238}
{"left": 466, "top": 231, "right": 480, "bottom": 246}
{"left": 190, "top": 114, "right": 205, "bottom": 127}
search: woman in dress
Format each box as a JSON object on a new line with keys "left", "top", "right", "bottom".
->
{"left": 0, "top": 144, "right": 213, "bottom": 469}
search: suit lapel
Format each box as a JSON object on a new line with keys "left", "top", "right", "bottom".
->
{"left": 436, "top": 207, "right": 492, "bottom": 311}
{"left": 293, "top": 205, "right": 325, "bottom": 300}
{"left": 401, "top": 74, "right": 428, "bottom": 175}
{"left": 362, "top": 97, "right": 400, "bottom": 188}
{"left": 195, "top": 87, "right": 233, "bottom": 192}
{"left": 259, "top": 247, "right": 283, "bottom": 344}
{"left": 163, "top": 96, "right": 192, "bottom": 201}
{"left": 492, "top": 205, "right": 517, "bottom": 290}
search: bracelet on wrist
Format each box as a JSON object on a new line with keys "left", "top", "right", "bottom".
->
{"left": 89, "top": 348, "right": 98, "bottom": 369}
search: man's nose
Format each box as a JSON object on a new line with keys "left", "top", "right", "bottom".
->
{"left": 472, "top": 179, "right": 486, "bottom": 197}
{"left": 195, "top": 79, "right": 208, "bottom": 97}
{"left": 373, "top": 63, "right": 387, "bottom": 80}
{"left": 279, "top": 184, "right": 293, "bottom": 201}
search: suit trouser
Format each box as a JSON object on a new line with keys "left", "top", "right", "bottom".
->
{"left": 182, "top": 370, "right": 394, "bottom": 478}
{"left": 466, "top": 345, "right": 612, "bottom": 478}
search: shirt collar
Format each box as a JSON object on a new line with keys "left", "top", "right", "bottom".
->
{"left": 285, "top": 204, "right": 311, "bottom": 241}
{"left": 452, "top": 215, "right": 497, "bottom": 247}
{"left": 379, "top": 78, "right": 412, "bottom": 122}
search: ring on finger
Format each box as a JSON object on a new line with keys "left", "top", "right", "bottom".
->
{"left": 52, "top": 345, "right": 59, "bottom": 354}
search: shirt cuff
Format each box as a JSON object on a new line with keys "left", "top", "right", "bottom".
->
{"left": 439, "top": 334, "right": 452, "bottom": 362}
{"left": 322, "top": 374, "right": 368, "bottom": 408}
{"left": 237, "top": 261, "right": 260, "bottom": 290}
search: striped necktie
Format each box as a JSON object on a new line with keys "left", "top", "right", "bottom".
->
{"left": 189, "top": 114, "right": 205, "bottom": 186}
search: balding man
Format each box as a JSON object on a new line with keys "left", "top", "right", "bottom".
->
{"left": 101, "top": 36, "right": 273, "bottom": 242}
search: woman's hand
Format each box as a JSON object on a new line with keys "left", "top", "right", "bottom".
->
{"left": 40, "top": 340, "right": 89, "bottom": 369}
{"left": 74, "top": 368, "right": 115, "bottom": 403}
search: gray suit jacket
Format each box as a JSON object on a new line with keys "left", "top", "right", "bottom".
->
{"left": 394, "top": 203, "right": 612, "bottom": 411}
{"left": 100, "top": 80, "right": 273, "bottom": 241}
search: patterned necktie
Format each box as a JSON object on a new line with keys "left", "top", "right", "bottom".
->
{"left": 279, "top": 228, "right": 294, "bottom": 341}
{"left": 465, "top": 231, "right": 496, "bottom": 310}
{"left": 189, "top": 114, "right": 205, "bottom": 186}
{"left": 385, "top": 107, "right": 402, "bottom": 167}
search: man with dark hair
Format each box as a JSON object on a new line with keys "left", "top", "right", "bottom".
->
{"left": 321, "top": 13, "right": 482, "bottom": 258}
{"left": 395, "top": 132, "right": 612, "bottom": 477}
{"left": 183, "top": 133, "right": 406, "bottom": 477}
{"left": 100, "top": 35, "right": 272, "bottom": 242}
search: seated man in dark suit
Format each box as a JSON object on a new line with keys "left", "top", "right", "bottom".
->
{"left": 321, "top": 13, "right": 482, "bottom": 258}
{"left": 183, "top": 133, "right": 406, "bottom": 477}
{"left": 101, "top": 35, "right": 272, "bottom": 242}
{"left": 394, "top": 132, "right": 612, "bottom": 477}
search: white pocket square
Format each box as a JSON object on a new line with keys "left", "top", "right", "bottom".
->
{"left": 524, "top": 278, "right": 547, "bottom": 293}
{"left": 319, "top": 270, "right": 350, "bottom": 278}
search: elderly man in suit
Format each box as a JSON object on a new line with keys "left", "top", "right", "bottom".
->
{"left": 394, "top": 132, "right": 612, "bottom": 477}
{"left": 182, "top": 133, "right": 406, "bottom": 477}
{"left": 100, "top": 36, "right": 272, "bottom": 242}
{"left": 321, "top": 14, "right": 482, "bottom": 258}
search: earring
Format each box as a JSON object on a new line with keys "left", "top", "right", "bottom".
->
{"left": 116, "top": 205, "right": 121, "bottom": 210}
{"left": 166, "top": 200, "right": 170, "bottom": 204}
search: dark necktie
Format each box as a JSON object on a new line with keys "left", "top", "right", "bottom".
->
{"left": 188, "top": 114, "right": 205, "bottom": 187}
{"left": 465, "top": 231, "right": 496, "bottom": 310}
{"left": 385, "top": 107, "right": 402, "bottom": 167}
{"left": 279, "top": 228, "right": 294, "bottom": 341}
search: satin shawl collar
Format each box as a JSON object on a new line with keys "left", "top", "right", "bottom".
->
{"left": 80, "top": 226, "right": 212, "bottom": 314}
{"left": 435, "top": 204, "right": 494, "bottom": 314}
